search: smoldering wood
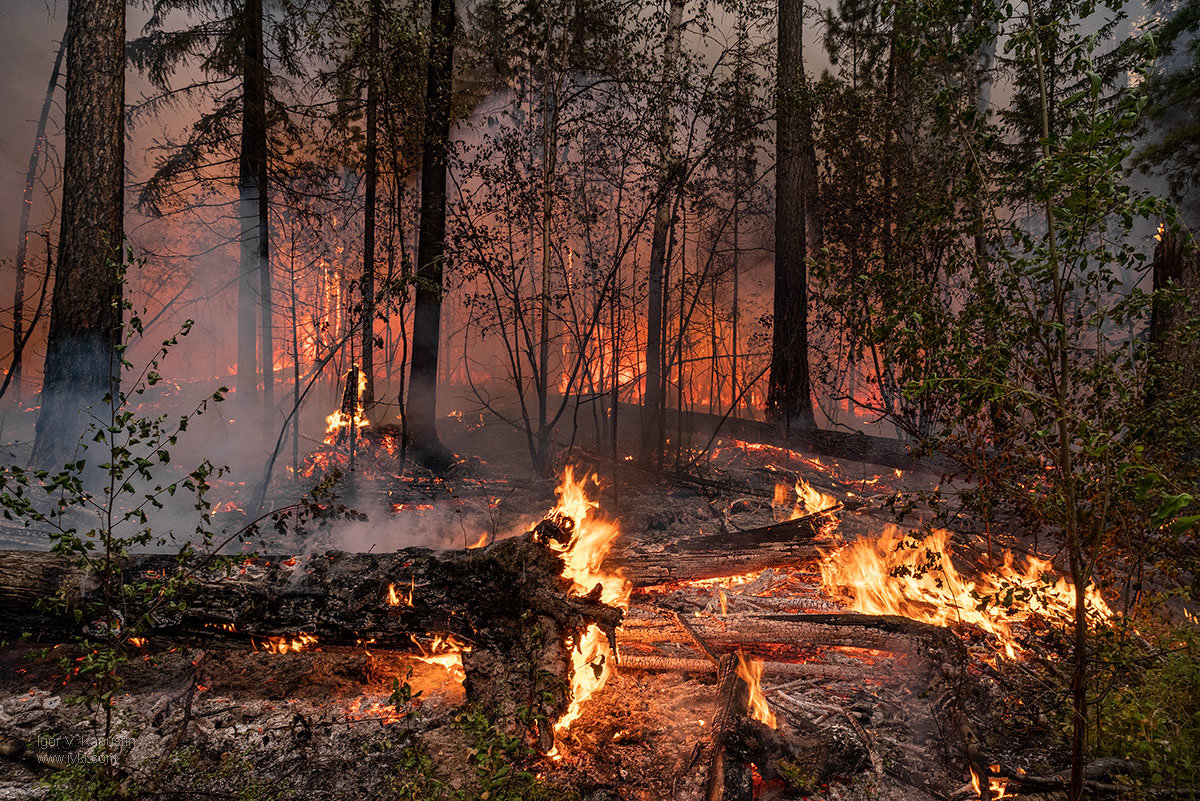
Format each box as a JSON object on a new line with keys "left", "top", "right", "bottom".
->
{"left": 0, "top": 532, "right": 622, "bottom": 734}
{"left": 615, "top": 655, "right": 891, "bottom": 682}
{"left": 704, "top": 652, "right": 753, "bottom": 801}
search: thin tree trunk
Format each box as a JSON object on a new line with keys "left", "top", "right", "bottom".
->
{"left": 536, "top": 34, "right": 559, "bottom": 476}
{"left": 361, "top": 0, "right": 380, "bottom": 420}
{"left": 407, "top": 0, "right": 456, "bottom": 466}
{"left": 12, "top": 32, "right": 67, "bottom": 403}
{"left": 642, "top": 0, "right": 686, "bottom": 462}
{"left": 767, "top": 0, "right": 816, "bottom": 428}
{"left": 32, "top": 0, "right": 125, "bottom": 468}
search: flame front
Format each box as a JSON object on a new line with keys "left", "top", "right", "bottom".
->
{"left": 546, "top": 467, "right": 631, "bottom": 732}
{"left": 774, "top": 479, "right": 838, "bottom": 521}
{"left": 735, "top": 651, "right": 776, "bottom": 728}
{"left": 255, "top": 632, "right": 318, "bottom": 654}
{"left": 819, "top": 526, "right": 1113, "bottom": 658}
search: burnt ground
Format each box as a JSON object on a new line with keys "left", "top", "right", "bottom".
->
{"left": 0, "top": 413, "right": 1078, "bottom": 801}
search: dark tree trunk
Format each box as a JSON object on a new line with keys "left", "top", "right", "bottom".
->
{"left": 361, "top": 0, "right": 380, "bottom": 418}
{"left": 12, "top": 32, "right": 67, "bottom": 403}
{"left": 641, "top": 0, "right": 685, "bottom": 461}
{"left": 31, "top": 0, "right": 124, "bottom": 468}
{"left": 768, "top": 0, "right": 816, "bottom": 429}
{"left": 238, "top": 0, "right": 271, "bottom": 413}
{"left": 1148, "top": 230, "right": 1199, "bottom": 411}
{"left": 407, "top": 0, "right": 456, "bottom": 467}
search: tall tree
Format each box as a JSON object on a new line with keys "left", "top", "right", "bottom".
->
{"left": 407, "top": 0, "right": 456, "bottom": 466}
{"left": 11, "top": 32, "right": 67, "bottom": 403}
{"left": 641, "top": 0, "right": 685, "bottom": 460}
{"left": 361, "top": 0, "right": 381, "bottom": 418}
{"left": 240, "top": 0, "right": 273, "bottom": 416}
{"left": 768, "top": 0, "right": 817, "bottom": 428}
{"left": 32, "top": 0, "right": 125, "bottom": 467}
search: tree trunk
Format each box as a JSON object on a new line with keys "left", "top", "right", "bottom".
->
{"left": 767, "top": 0, "right": 816, "bottom": 428}
{"left": 1147, "top": 230, "right": 1199, "bottom": 412}
{"left": 237, "top": 0, "right": 269, "bottom": 410}
{"left": 642, "top": 0, "right": 685, "bottom": 461}
{"left": 31, "top": 0, "right": 125, "bottom": 469}
{"left": 12, "top": 32, "right": 67, "bottom": 403}
{"left": 407, "top": 0, "right": 456, "bottom": 467}
{"left": 361, "top": 0, "right": 380, "bottom": 419}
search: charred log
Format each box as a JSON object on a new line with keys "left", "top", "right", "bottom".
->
{"left": 0, "top": 533, "right": 622, "bottom": 733}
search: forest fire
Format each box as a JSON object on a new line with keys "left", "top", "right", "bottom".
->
{"left": 409, "top": 634, "right": 469, "bottom": 681}
{"left": 254, "top": 633, "right": 319, "bottom": 655}
{"left": 819, "top": 526, "right": 1115, "bottom": 658}
{"left": 543, "top": 467, "right": 631, "bottom": 732}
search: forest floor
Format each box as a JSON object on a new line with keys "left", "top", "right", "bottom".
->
{"left": 0, "top": 406, "right": 1081, "bottom": 801}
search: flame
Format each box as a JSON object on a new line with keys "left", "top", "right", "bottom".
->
{"left": 969, "top": 766, "right": 1011, "bottom": 799}
{"left": 254, "top": 633, "right": 318, "bottom": 655}
{"left": 387, "top": 578, "right": 415, "bottom": 607}
{"left": 545, "top": 467, "right": 631, "bottom": 732}
{"left": 128, "top": 637, "right": 147, "bottom": 648}
{"left": 409, "top": 634, "right": 469, "bottom": 682}
{"left": 774, "top": 479, "right": 838, "bottom": 521}
{"left": 346, "top": 696, "right": 408, "bottom": 725}
{"left": 820, "top": 526, "right": 1114, "bottom": 658}
{"left": 468, "top": 532, "right": 489, "bottom": 549}
{"left": 324, "top": 367, "right": 368, "bottom": 443}
{"left": 736, "top": 651, "right": 776, "bottom": 728}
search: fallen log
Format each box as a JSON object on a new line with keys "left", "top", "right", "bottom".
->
{"left": 614, "top": 510, "right": 831, "bottom": 587}
{"left": 616, "top": 654, "right": 889, "bottom": 682}
{"left": 704, "top": 653, "right": 753, "bottom": 801}
{"left": 0, "top": 530, "right": 622, "bottom": 743}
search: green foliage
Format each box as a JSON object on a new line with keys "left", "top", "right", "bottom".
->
{"left": 1092, "top": 623, "right": 1200, "bottom": 788}
{"left": 388, "top": 706, "right": 578, "bottom": 801}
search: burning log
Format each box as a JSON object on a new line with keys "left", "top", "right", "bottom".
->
{"left": 704, "top": 653, "right": 754, "bottom": 801}
{"left": 0, "top": 529, "right": 622, "bottom": 742}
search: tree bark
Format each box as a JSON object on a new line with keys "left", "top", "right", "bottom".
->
{"left": 237, "top": 0, "right": 270, "bottom": 410}
{"left": 642, "top": 0, "right": 686, "bottom": 461}
{"left": 31, "top": 0, "right": 125, "bottom": 468}
{"left": 407, "top": 0, "right": 456, "bottom": 467}
{"left": 1148, "top": 230, "right": 1199, "bottom": 411}
{"left": 12, "top": 32, "right": 68, "bottom": 403}
{"left": 768, "top": 0, "right": 816, "bottom": 429}
{"left": 360, "top": 0, "right": 380, "bottom": 419}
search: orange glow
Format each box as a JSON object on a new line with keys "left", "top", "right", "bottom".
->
{"left": 735, "top": 651, "right": 776, "bottom": 728}
{"left": 409, "top": 634, "right": 469, "bottom": 682}
{"left": 324, "top": 366, "right": 368, "bottom": 443}
{"left": 254, "top": 633, "right": 318, "bottom": 654}
{"left": 545, "top": 467, "right": 631, "bottom": 733}
{"left": 819, "top": 526, "right": 1114, "bottom": 658}
{"left": 387, "top": 578, "right": 415, "bottom": 607}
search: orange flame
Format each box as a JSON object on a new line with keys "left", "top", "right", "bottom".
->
{"left": 820, "top": 526, "right": 1113, "bottom": 658}
{"left": 545, "top": 467, "right": 631, "bottom": 732}
{"left": 736, "top": 651, "right": 776, "bottom": 728}
{"left": 324, "top": 367, "right": 368, "bottom": 443}
{"left": 254, "top": 633, "right": 318, "bottom": 654}
{"left": 774, "top": 479, "right": 838, "bottom": 521}
{"left": 387, "top": 578, "right": 415, "bottom": 607}
{"left": 409, "top": 633, "right": 469, "bottom": 682}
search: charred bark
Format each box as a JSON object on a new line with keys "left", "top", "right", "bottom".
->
{"left": 704, "top": 653, "right": 753, "bottom": 801}
{"left": 360, "top": 0, "right": 380, "bottom": 418}
{"left": 767, "top": 0, "right": 816, "bottom": 429}
{"left": 237, "top": 0, "right": 273, "bottom": 417}
{"left": 31, "top": 0, "right": 125, "bottom": 469}
{"left": 407, "top": 0, "right": 456, "bottom": 469}
{"left": 0, "top": 533, "right": 621, "bottom": 734}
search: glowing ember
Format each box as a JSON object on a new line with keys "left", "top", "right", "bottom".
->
{"left": 969, "top": 766, "right": 1011, "bottom": 799}
{"left": 409, "top": 633, "right": 469, "bottom": 682}
{"left": 820, "top": 526, "right": 1114, "bottom": 658}
{"left": 736, "top": 651, "right": 776, "bottom": 728}
{"left": 254, "top": 633, "right": 318, "bottom": 654}
{"left": 544, "top": 467, "right": 631, "bottom": 732}
{"left": 387, "top": 579, "right": 414, "bottom": 607}
{"left": 346, "top": 695, "right": 408, "bottom": 725}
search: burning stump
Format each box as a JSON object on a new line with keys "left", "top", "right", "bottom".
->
{"left": 0, "top": 522, "right": 623, "bottom": 745}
